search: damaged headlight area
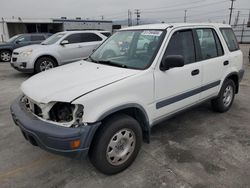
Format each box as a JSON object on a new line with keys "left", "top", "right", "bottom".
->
{"left": 49, "top": 102, "right": 84, "bottom": 127}
{"left": 21, "top": 96, "right": 84, "bottom": 128}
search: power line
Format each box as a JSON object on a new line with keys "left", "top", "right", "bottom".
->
{"left": 143, "top": 0, "right": 228, "bottom": 14}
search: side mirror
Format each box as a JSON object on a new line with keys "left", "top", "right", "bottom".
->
{"left": 160, "top": 55, "right": 184, "bottom": 71}
{"left": 60, "top": 40, "right": 69, "bottom": 45}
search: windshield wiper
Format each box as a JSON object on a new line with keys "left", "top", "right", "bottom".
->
{"left": 98, "top": 60, "right": 127, "bottom": 68}
{"left": 88, "top": 56, "right": 98, "bottom": 63}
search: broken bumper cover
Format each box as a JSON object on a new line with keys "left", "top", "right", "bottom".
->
{"left": 10, "top": 96, "right": 101, "bottom": 159}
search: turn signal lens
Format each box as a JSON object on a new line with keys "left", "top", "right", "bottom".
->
{"left": 70, "top": 140, "right": 81, "bottom": 149}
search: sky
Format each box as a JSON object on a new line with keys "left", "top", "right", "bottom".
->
{"left": 0, "top": 0, "right": 249, "bottom": 24}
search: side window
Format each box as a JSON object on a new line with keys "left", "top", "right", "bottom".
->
{"left": 213, "top": 31, "right": 224, "bottom": 56}
{"left": 220, "top": 28, "right": 239, "bottom": 51}
{"left": 195, "top": 28, "right": 222, "bottom": 60}
{"left": 101, "top": 32, "right": 111, "bottom": 37}
{"left": 31, "top": 35, "right": 45, "bottom": 41}
{"left": 80, "top": 33, "right": 102, "bottom": 42}
{"left": 65, "top": 34, "right": 81, "bottom": 44}
{"left": 164, "top": 30, "right": 195, "bottom": 65}
{"left": 16, "top": 35, "right": 30, "bottom": 43}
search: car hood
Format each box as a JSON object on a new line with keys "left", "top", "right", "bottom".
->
{"left": 14, "top": 44, "right": 46, "bottom": 52}
{"left": 21, "top": 60, "right": 140, "bottom": 103}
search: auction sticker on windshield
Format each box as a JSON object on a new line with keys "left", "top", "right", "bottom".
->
{"left": 141, "top": 30, "right": 162, "bottom": 36}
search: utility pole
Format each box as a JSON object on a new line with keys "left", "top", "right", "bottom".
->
{"left": 229, "top": 0, "right": 236, "bottom": 25}
{"left": 128, "top": 9, "right": 132, "bottom": 26}
{"left": 184, "top": 10, "right": 187, "bottom": 23}
{"left": 135, "top": 9, "right": 141, "bottom": 25}
{"left": 234, "top": 11, "right": 240, "bottom": 27}
{"left": 240, "top": 19, "right": 245, "bottom": 43}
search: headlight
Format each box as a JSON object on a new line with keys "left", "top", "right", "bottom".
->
{"left": 49, "top": 102, "right": 84, "bottom": 127}
{"left": 20, "top": 49, "right": 33, "bottom": 57}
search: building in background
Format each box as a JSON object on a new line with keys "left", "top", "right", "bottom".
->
{"left": 0, "top": 17, "right": 113, "bottom": 42}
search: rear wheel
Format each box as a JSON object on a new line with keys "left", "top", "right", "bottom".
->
{"left": 211, "top": 79, "right": 235, "bottom": 112}
{"left": 35, "top": 57, "right": 56, "bottom": 73}
{"left": 89, "top": 114, "right": 142, "bottom": 174}
{"left": 0, "top": 50, "right": 11, "bottom": 62}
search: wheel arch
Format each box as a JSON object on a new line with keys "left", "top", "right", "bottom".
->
{"left": 95, "top": 104, "right": 151, "bottom": 143}
{"left": 224, "top": 72, "right": 239, "bottom": 94}
{"left": 34, "top": 54, "right": 59, "bottom": 67}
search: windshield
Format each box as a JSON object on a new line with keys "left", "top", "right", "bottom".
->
{"left": 7, "top": 35, "right": 20, "bottom": 43}
{"left": 89, "top": 30, "right": 165, "bottom": 70}
{"left": 41, "top": 33, "right": 65, "bottom": 45}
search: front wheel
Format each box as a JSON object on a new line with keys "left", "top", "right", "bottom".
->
{"left": 35, "top": 57, "right": 56, "bottom": 73}
{"left": 211, "top": 79, "right": 235, "bottom": 112}
{"left": 89, "top": 114, "right": 142, "bottom": 174}
{"left": 0, "top": 50, "right": 11, "bottom": 62}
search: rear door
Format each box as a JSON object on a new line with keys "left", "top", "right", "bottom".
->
{"left": 78, "top": 33, "right": 104, "bottom": 58}
{"left": 154, "top": 29, "right": 202, "bottom": 120}
{"left": 194, "top": 28, "right": 227, "bottom": 99}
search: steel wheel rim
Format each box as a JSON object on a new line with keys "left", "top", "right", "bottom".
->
{"left": 39, "top": 61, "right": 54, "bottom": 72}
{"left": 106, "top": 128, "right": 136, "bottom": 166}
{"left": 1, "top": 52, "right": 11, "bottom": 61}
{"left": 223, "top": 85, "right": 233, "bottom": 107}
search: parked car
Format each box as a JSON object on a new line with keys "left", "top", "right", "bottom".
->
{"left": 0, "top": 33, "right": 51, "bottom": 62}
{"left": 11, "top": 23, "right": 244, "bottom": 174}
{"left": 10, "top": 31, "right": 107, "bottom": 73}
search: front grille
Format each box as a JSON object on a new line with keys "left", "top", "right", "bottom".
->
{"left": 22, "top": 96, "right": 43, "bottom": 118}
{"left": 13, "top": 52, "right": 19, "bottom": 55}
{"left": 12, "top": 57, "right": 17, "bottom": 62}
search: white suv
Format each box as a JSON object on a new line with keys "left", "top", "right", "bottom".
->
{"left": 11, "top": 23, "right": 244, "bottom": 174}
{"left": 10, "top": 30, "right": 107, "bottom": 73}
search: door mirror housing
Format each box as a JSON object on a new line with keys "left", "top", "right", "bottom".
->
{"left": 60, "top": 40, "right": 69, "bottom": 45}
{"left": 160, "top": 55, "right": 184, "bottom": 71}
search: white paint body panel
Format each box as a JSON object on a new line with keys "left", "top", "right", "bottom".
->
{"left": 20, "top": 23, "right": 244, "bottom": 126}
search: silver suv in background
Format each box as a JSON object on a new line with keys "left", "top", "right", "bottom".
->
{"left": 10, "top": 31, "right": 107, "bottom": 73}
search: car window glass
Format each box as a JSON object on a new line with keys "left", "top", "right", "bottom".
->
{"left": 31, "top": 35, "right": 45, "bottom": 41}
{"left": 101, "top": 32, "right": 111, "bottom": 37}
{"left": 213, "top": 30, "right": 224, "bottom": 56}
{"left": 80, "top": 33, "right": 102, "bottom": 42}
{"left": 16, "top": 35, "right": 30, "bottom": 43}
{"left": 220, "top": 28, "right": 239, "bottom": 51}
{"left": 65, "top": 34, "right": 81, "bottom": 44}
{"left": 195, "top": 29, "right": 218, "bottom": 60}
{"left": 164, "top": 30, "right": 195, "bottom": 64}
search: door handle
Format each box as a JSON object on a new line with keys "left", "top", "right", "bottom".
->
{"left": 223, "top": 61, "right": 229, "bottom": 66}
{"left": 78, "top": 45, "right": 83, "bottom": 48}
{"left": 191, "top": 69, "right": 200, "bottom": 76}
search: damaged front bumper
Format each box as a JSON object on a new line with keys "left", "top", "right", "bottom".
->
{"left": 10, "top": 96, "right": 101, "bottom": 159}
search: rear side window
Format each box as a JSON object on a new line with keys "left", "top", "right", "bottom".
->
{"left": 80, "top": 33, "right": 102, "bottom": 42}
{"left": 101, "top": 32, "right": 111, "bottom": 37}
{"left": 31, "top": 35, "right": 45, "bottom": 41}
{"left": 195, "top": 28, "right": 224, "bottom": 60}
{"left": 220, "top": 28, "right": 239, "bottom": 51}
{"left": 164, "top": 30, "right": 195, "bottom": 64}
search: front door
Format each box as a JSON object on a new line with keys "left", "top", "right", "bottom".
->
{"left": 154, "top": 29, "right": 202, "bottom": 121}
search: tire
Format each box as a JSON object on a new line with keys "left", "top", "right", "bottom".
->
{"left": 35, "top": 57, "right": 56, "bottom": 73}
{"left": 89, "top": 114, "right": 142, "bottom": 174}
{"left": 0, "top": 50, "right": 11, "bottom": 62}
{"left": 211, "top": 79, "right": 236, "bottom": 113}
{"left": 102, "top": 50, "right": 116, "bottom": 59}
